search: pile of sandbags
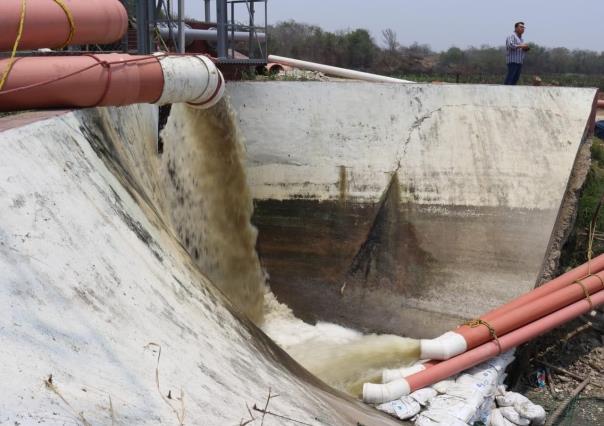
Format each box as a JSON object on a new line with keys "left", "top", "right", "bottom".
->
{"left": 375, "top": 352, "right": 545, "bottom": 425}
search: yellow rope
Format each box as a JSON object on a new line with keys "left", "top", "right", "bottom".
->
{"left": 0, "top": 0, "right": 26, "bottom": 92}
{"left": 572, "top": 279, "right": 594, "bottom": 311}
{"left": 463, "top": 318, "right": 502, "bottom": 354}
{"left": 52, "top": 0, "right": 76, "bottom": 49}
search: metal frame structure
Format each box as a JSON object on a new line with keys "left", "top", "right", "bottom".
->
{"left": 133, "top": 0, "right": 267, "bottom": 64}
{"left": 216, "top": 0, "right": 268, "bottom": 64}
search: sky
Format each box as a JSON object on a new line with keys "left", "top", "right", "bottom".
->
{"left": 185, "top": 0, "right": 601, "bottom": 52}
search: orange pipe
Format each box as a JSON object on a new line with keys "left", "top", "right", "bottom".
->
{"left": 0, "top": 0, "right": 128, "bottom": 51}
{"left": 481, "top": 254, "right": 604, "bottom": 321}
{"left": 457, "top": 271, "right": 604, "bottom": 349}
{"left": 365, "top": 290, "right": 604, "bottom": 402}
{"left": 598, "top": 99, "right": 604, "bottom": 109}
{"left": 406, "top": 289, "right": 604, "bottom": 394}
{"left": 0, "top": 54, "right": 164, "bottom": 111}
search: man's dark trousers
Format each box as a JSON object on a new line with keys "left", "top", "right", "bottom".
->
{"left": 504, "top": 63, "right": 522, "bottom": 85}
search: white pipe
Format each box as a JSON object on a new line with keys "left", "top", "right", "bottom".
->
{"left": 158, "top": 27, "right": 267, "bottom": 44}
{"left": 419, "top": 331, "right": 467, "bottom": 360}
{"left": 267, "top": 55, "right": 414, "bottom": 84}
{"left": 154, "top": 54, "right": 225, "bottom": 109}
{"left": 382, "top": 363, "right": 427, "bottom": 384}
{"left": 363, "top": 379, "right": 410, "bottom": 405}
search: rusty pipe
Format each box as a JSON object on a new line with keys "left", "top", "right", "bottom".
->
{"left": 0, "top": 53, "right": 225, "bottom": 111}
{"left": 0, "top": 0, "right": 128, "bottom": 51}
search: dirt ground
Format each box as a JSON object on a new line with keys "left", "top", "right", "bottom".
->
{"left": 511, "top": 311, "right": 604, "bottom": 426}
{"left": 509, "top": 136, "right": 604, "bottom": 426}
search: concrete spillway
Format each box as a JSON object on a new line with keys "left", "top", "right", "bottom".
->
{"left": 0, "top": 82, "right": 596, "bottom": 424}
{"left": 229, "top": 82, "right": 597, "bottom": 337}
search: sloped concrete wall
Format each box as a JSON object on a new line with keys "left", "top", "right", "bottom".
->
{"left": 228, "top": 82, "right": 596, "bottom": 337}
{"left": 0, "top": 109, "right": 396, "bottom": 425}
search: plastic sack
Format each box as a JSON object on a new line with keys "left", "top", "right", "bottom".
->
{"left": 496, "top": 391, "right": 530, "bottom": 408}
{"left": 471, "top": 395, "right": 495, "bottom": 425}
{"left": 428, "top": 394, "right": 479, "bottom": 423}
{"left": 410, "top": 387, "right": 438, "bottom": 406}
{"left": 414, "top": 409, "right": 468, "bottom": 426}
{"left": 377, "top": 396, "right": 421, "bottom": 420}
{"left": 441, "top": 383, "right": 484, "bottom": 408}
{"left": 514, "top": 400, "right": 546, "bottom": 425}
{"left": 500, "top": 406, "right": 530, "bottom": 425}
{"left": 432, "top": 379, "right": 456, "bottom": 394}
{"left": 489, "top": 408, "right": 517, "bottom": 426}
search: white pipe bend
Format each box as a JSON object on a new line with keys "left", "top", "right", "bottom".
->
{"left": 420, "top": 331, "right": 467, "bottom": 360}
{"left": 363, "top": 379, "right": 410, "bottom": 404}
{"left": 154, "top": 53, "right": 225, "bottom": 109}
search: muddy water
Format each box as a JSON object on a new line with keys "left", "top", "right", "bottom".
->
{"left": 159, "top": 101, "right": 420, "bottom": 395}
{"left": 159, "top": 101, "right": 267, "bottom": 323}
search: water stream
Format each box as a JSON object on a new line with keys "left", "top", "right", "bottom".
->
{"left": 160, "top": 100, "right": 420, "bottom": 395}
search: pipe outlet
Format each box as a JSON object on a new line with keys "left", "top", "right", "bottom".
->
{"left": 420, "top": 331, "right": 467, "bottom": 360}
{"left": 363, "top": 379, "right": 410, "bottom": 404}
{"left": 154, "top": 54, "right": 225, "bottom": 109}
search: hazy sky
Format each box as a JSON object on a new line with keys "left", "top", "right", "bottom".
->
{"left": 185, "top": 0, "right": 601, "bottom": 52}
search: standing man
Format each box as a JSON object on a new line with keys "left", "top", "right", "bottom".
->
{"left": 504, "top": 22, "right": 530, "bottom": 85}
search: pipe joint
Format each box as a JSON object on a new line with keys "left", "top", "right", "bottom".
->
{"left": 420, "top": 331, "right": 467, "bottom": 360}
{"left": 363, "top": 379, "right": 410, "bottom": 404}
{"left": 154, "top": 54, "right": 225, "bottom": 109}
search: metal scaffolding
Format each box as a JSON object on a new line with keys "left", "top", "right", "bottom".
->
{"left": 133, "top": 0, "right": 267, "bottom": 64}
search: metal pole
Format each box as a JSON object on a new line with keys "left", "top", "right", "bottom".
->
{"left": 137, "top": 0, "right": 150, "bottom": 54}
{"left": 178, "top": 0, "right": 185, "bottom": 53}
{"left": 230, "top": 1, "right": 235, "bottom": 59}
{"left": 216, "top": 0, "right": 227, "bottom": 59}
{"left": 248, "top": 1, "right": 255, "bottom": 58}
{"left": 204, "top": 0, "right": 211, "bottom": 22}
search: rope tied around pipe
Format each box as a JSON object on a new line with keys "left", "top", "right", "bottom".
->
{"left": 572, "top": 279, "right": 594, "bottom": 311}
{"left": 52, "top": 0, "right": 76, "bottom": 49}
{"left": 462, "top": 318, "right": 502, "bottom": 354}
{"left": 0, "top": 0, "right": 75, "bottom": 94}
{"left": 0, "top": 0, "right": 26, "bottom": 92}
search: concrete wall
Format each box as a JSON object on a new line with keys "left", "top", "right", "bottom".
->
{"left": 228, "top": 81, "right": 596, "bottom": 337}
{"left": 0, "top": 109, "right": 397, "bottom": 426}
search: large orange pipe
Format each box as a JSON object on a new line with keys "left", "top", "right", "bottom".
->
{"left": 457, "top": 271, "right": 604, "bottom": 347}
{"left": 420, "top": 270, "right": 604, "bottom": 360}
{"left": 598, "top": 100, "right": 604, "bottom": 109}
{"left": 381, "top": 256, "right": 604, "bottom": 381}
{"left": 481, "top": 254, "right": 604, "bottom": 321}
{"left": 0, "top": 54, "right": 163, "bottom": 110}
{"left": 0, "top": 0, "right": 128, "bottom": 51}
{"left": 364, "top": 290, "right": 604, "bottom": 402}
{"left": 0, "top": 53, "right": 226, "bottom": 111}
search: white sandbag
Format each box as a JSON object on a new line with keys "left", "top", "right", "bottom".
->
{"left": 456, "top": 372, "right": 496, "bottom": 397}
{"left": 377, "top": 396, "right": 421, "bottom": 420}
{"left": 489, "top": 408, "right": 517, "bottom": 426}
{"left": 409, "top": 387, "right": 438, "bottom": 406}
{"left": 471, "top": 395, "right": 495, "bottom": 425}
{"left": 428, "top": 394, "right": 479, "bottom": 423}
{"left": 496, "top": 391, "right": 530, "bottom": 408}
{"left": 432, "top": 379, "right": 456, "bottom": 394}
{"left": 441, "top": 383, "right": 484, "bottom": 408}
{"left": 414, "top": 409, "right": 468, "bottom": 426}
{"left": 514, "top": 401, "right": 546, "bottom": 426}
{"left": 500, "top": 406, "right": 530, "bottom": 425}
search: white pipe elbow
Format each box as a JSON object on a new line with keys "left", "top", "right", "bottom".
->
{"left": 420, "top": 331, "right": 467, "bottom": 360}
{"left": 154, "top": 53, "right": 225, "bottom": 109}
{"left": 363, "top": 379, "right": 410, "bottom": 404}
{"left": 382, "top": 363, "right": 427, "bottom": 383}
